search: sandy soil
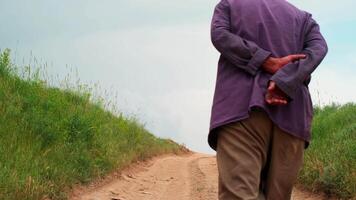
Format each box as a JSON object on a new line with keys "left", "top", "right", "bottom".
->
{"left": 70, "top": 153, "right": 331, "bottom": 200}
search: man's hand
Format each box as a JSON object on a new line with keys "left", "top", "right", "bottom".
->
{"left": 265, "top": 81, "right": 288, "bottom": 105}
{"left": 262, "top": 54, "right": 306, "bottom": 74}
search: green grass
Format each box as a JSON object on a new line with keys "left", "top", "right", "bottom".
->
{"left": 0, "top": 49, "right": 186, "bottom": 200}
{"left": 298, "top": 103, "right": 356, "bottom": 199}
{"left": 2, "top": 48, "right": 355, "bottom": 199}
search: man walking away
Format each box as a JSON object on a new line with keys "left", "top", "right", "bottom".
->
{"left": 208, "top": 0, "right": 328, "bottom": 199}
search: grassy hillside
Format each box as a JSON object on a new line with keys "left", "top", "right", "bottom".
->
{"left": 298, "top": 103, "right": 356, "bottom": 199}
{"left": 0, "top": 49, "right": 186, "bottom": 200}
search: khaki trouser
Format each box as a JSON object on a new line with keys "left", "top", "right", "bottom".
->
{"left": 216, "top": 108, "right": 305, "bottom": 200}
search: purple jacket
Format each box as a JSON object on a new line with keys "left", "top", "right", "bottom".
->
{"left": 208, "top": 0, "right": 328, "bottom": 150}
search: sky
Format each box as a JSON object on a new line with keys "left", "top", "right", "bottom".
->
{"left": 1, "top": 0, "right": 355, "bottom": 154}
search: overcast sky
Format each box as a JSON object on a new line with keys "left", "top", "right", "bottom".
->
{"left": 1, "top": 0, "right": 355, "bottom": 154}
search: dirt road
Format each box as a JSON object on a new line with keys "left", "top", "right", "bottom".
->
{"left": 71, "top": 153, "right": 328, "bottom": 200}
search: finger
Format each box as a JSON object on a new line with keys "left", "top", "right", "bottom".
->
{"left": 268, "top": 81, "right": 276, "bottom": 91}
{"left": 265, "top": 91, "right": 288, "bottom": 105}
{"left": 287, "top": 54, "right": 306, "bottom": 61}
{"left": 266, "top": 99, "right": 273, "bottom": 104}
{"left": 275, "top": 99, "right": 288, "bottom": 105}
{"left": 268, "top": 96, "right": 288, "bottom": 105}
{"left": 265, "top": 93, "right": 273, "bottom": 104}
{"left": 270, "top": 100, "right": 282, "bottom": 105}
{"left": 272, "top": 94, "right": 287, "bottom": 101}
{"left": 274, "top": 97, "right": 288, "bottom": 105}
{"left": 266, "top": 96, "right": 281, "bottom": 105}
{"left": 271, "top": 98, "right": 280, "bottom": 104}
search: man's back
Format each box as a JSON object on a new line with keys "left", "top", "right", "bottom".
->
{"left": 228, "top": 0, "right": 308, "bottom": 57}
{"left": 208, "top": 0, "right": 327, "bottom": 150}
{"left": 209, "top": 0, "right": 328, "bottom": 199}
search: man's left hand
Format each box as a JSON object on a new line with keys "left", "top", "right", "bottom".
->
{"left": 265, "top": 81, "right": 288, "bottom": 105}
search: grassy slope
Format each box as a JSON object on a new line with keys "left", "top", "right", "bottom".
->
{"left": 0, "top": 50, "right": 186, "bottom": 200}
{"left": 1, "top": 48, "right": 355, "bottom": 199}
{"left": 299, "top": 103, "right": 356, "bottom": 199}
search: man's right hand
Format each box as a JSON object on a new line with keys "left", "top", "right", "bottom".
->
{"left": 262, "top": 54, "right": 306, "bottom": 74}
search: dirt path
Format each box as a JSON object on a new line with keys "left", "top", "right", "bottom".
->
{"left": 71, "top": 153, "right": 329, "bottom": 200}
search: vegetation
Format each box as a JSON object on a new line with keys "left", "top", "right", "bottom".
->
{"left": 299, "top": 103, "right": 356, "bottom": 199}
{"left": 1, "top": 48, "right": 355, "bottom": 199}
{"left": 0, "top": 49, "right": 186, "bottom": 200}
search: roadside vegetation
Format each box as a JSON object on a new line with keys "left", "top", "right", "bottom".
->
{"left": 0, "top": 49, "right": 186, "bottom": 200}
{"left": 298, "top": 103, "right": 356, "bottom": 199}
{"left": 0, "top": 48, "right": 354, "bottom": 199}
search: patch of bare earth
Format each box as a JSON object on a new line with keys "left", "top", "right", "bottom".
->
{"left": 70, "top": 153, "right": 331, "bottom": 200}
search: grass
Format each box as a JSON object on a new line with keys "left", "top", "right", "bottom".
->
{"left": 0, "top": 49, "right": 186, "bottom": 200}
{"left": 298, "top": 103, "right": 356, "bottom": 199}
{"left": 1, "top": 48, "right": 355, "bottom": 199}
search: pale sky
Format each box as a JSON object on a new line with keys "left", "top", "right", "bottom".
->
{"left": 1, "top": 0, "right": 355, "bottom": 153}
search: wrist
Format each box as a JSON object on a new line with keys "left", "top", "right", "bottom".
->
{"left": 262, "top": 57, "right": 279, "bottom": 73}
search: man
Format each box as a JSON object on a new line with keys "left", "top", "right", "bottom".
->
{"left": 208, "top": 0, "right": 328, "bottom": 199}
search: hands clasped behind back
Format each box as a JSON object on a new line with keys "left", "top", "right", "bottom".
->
{"left": 262, "top": 54, "right": 306, "bottom": 105}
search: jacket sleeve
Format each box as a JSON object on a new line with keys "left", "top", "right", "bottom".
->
{"left": 211, "top": 0, "right": 271, "bottom": 76}
{"left": 270, "top": 15, "right": 328, "bottom": 99}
